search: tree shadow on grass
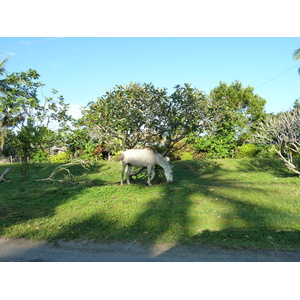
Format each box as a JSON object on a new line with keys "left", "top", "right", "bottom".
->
{"left": 1, "top": 159, "right": 299, "bottom": 261}
{"left": 52, "top": 159, "right": 300, "bottom": 254}
{"left": 236, "top": 158, "right": 299, "bottom": 178}
{"left": 0, "top": 162, "right": 109, "bottom": 236}
{"left": 38, "top": 160, "right": 222, "bottom": 244}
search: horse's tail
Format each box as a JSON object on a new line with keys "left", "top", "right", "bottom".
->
{"left": 116, "top": 153, "right": 125, "bottom": 162}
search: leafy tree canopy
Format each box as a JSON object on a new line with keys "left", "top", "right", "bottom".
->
{"left": 195, "top": 81, "right": 266, "bottom": 158}
{"left": 0, "top": 59, "right": 72, "bottom": 178}
{"left": 80, "top": 82, "right": 207, "bottom": 154}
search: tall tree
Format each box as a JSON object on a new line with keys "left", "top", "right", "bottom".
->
{"left": 0, "top": 56, "right": 11, "bottom": 95}
{"left": 0, "top": 65, "right": 71, "bottom": 178}
{"left": 0, "top": 56, "right": 12, "bottom": 150}
{"left": 195, "top": 81, "right": 266, "bottom": 158}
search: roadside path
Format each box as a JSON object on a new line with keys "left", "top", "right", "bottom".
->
{"left": 1, "top": 238, "right": 300, "bottom": 262}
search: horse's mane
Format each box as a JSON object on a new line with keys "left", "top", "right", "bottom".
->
{"left": 145, "top": 146, "right": 158, "bottom": 154}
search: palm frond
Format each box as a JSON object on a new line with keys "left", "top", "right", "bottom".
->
{"left": 293, "top": 48, "right": 300, "bottom": 61}
{"left": 0, "top": 56, "right": 11, "bottom": 75}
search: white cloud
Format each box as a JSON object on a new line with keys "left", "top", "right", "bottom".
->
{"left": 0, "top": 52, "right": 17, "bottom": 57}
{"left": 7, "top": 51, "right": 17, "bottom": 56}
{"left": 69, "top": 104, "right": 83, "bottom": 120}
{"left": 46, "top": 105, "right": 83, "bottom": 131}
{"left": 49, "top": 61, "right": 61, "bottom": 67}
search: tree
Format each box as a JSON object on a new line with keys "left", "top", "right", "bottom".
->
{"left": 195, "top": 81, "right": 266, "bottom": 158}
{"left": 0, "top": 56, "right": 12, "bottom": 150}
{"left": 252, "top": 108, "right": 300, "bottom": 177}
{"left": 294, "top": 48, "right": 300, "bottom": 61}
{"left": 80, "top": 82, "right": 207, "bottom": 155}
{"left": 0, "top": 66, "right": 72, "bottom": 178}
{"left": 65, "top": 128, "right": 96, "bottom": 159}
{"left": 293, "top": 48, "right": 300, "bottom": 75}
{"left": 0, "top": 56, "right": 11, "bottom": 95}
{"left": 162, "top": 84, "right": 207, "bottom": 154}
{"left": 293, "top": 98, "right": 300, "bottom": 110}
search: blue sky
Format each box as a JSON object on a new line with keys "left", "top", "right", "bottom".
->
{"left": 1, "top": 37, "right": 300, "bottom": 118}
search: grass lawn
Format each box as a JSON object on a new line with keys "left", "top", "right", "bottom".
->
{"left": 0, "top": 158, "right": 299, "bottom": 250}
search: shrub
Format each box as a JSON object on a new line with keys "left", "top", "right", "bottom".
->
{"left": 195, "top": 135, "right": 236, "bottom": 159}
{"left": 256, "top": 145, "right": 277, "bottom": 158}
{"left": 31, "top": 149, "right": 49, "bottom": 163}
{"left": 169, "top": 141, "right": 197, "bottom": 160}
{"left": 179, "top": 151, "right": 194, "bottom": 161}
{"left": 49, "top": 152, "right": 70, "bottom": 163}
{"left": 235, "top": 143, "right": 258, "bottom": 158}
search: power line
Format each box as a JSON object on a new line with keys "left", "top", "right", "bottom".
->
{"left": 255, "top": 63, "right": 300, "bottom": 89}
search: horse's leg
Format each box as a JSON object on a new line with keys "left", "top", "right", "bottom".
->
{"left": 126, "top": 165, "right": 132, "bottom": 184}
{"left": 121, "top": 162, "right": 126, "bottom": 186}
{"left": 147, "top": 166, "right": 152, "bottom": 186}
{"left": 150, "top": 167, "right": 155, "bottom": 181}
{"left": 129, "top": 167, "right": 146, "bottom": 176}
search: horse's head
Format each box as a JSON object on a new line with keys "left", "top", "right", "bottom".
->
{"left": 164, "top": 166, "right": 173, "bottom": 183}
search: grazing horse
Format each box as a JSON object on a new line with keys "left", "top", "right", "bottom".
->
{"left": 116, "top": 148, "right": 173, "bottom": 186}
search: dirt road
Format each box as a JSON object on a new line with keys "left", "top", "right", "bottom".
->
{"left": 1, "top": 238, "right": 300, "bottom": 262}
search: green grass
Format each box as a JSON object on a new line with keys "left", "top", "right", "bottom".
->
{"left": 0, "top": 158, "right": 300, "bottom": 250}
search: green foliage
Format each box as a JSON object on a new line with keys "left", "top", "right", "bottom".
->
{"left": 167, "top": 139, "right": 195, "bottom": 160}
{"left": 49, "top": 152, "right": 70, "bottom": 163}
{"left": 190, "top": 81, "right": 267, "bottom": 159}
{"left": 179, "top": 151, "right": 194, "bottom": 161}
{"left": 204, "top": 81, "right": 266, "bottom": 153}
{"left": 294, "top": 48, "right": 300, "bottom": 61}
{"left": 9, "top": 124, "right": 55, "bottom": 162}
{"left": 0, "top": 63, "right": 72, "bottom": 179}
{"left": 65, "top": 128, "right": 93, "bottom": 157}
{"left": 293, "top": 98, "right": 300, "bottom": 109}
{"left": 293, "top": 48, "right": 300, "bottom": 75}
{"left": 235, "top": 143, "right": 258, "bottom": 158}
{"left": 78, "top": 140, "right": 97, "bottom": 161}
{"left": 81, "top": 82, "right": 206, "bottom": 154}
{"left": 195, "top": 131, "right": 236, "bottom": 159}
{"left": 256, "top": 144, "right": 277, "bottom": 158}
{"left": 31, "top": 149, "right": 49, "bottom": 163}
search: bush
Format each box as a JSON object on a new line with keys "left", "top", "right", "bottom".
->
{"left": 169, "top": 141, "right": 197, "bottom": 161}
{"left": 195, "top": 135, "right": 236, "bottom": 159}
{"left": 235, "top": 143, "right": 258, "bottom": 158}
{"left": 49, "top": 152, "right": 70, "bottom": 163}
{"left": 31, "top": 149, "right": 49, "bottom": 163}
{"left": 179, "top": 151, "right": 194, "bottom": 161}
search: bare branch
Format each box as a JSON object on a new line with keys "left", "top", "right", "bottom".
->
{"left": 36, "top": 160, "right": 91, "bottom": 184}
{"left": 251, "top": 108, "right": 300, "bottom": 177}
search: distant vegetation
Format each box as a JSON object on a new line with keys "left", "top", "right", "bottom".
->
{"left": 2, "top": 55, "right": 300, "bottom": 178}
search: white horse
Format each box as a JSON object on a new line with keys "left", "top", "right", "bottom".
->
{"left": 116, "top": 148, "right": 173, "bottom": 186}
